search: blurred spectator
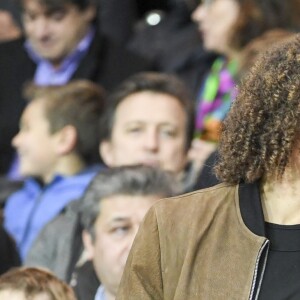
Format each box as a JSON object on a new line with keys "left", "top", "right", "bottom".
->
{"left": 77, "top": 166, "right": 177, "bottom": 300}
{"left": 4, "top": 81, "right": 105, "bottom": 261}
{"left": 0, "top": 0, "right": 151, "bottom": 176}
{"left": 99, "top": 72, "right": 197, "bottom": 191}
{"left": 0, "top": 10, "right": 21, "bottom": 42}
{"left": 192, "top": 0, "right": 300, "bottom": 141}
{"left": 0, "top": 267, "right": 76, "bottom": 300}
{"left": 0, "top": 0, "right": 22, "bottom": 43}
{"left": 189, "top": 0, "right": 300, "bottom": 173}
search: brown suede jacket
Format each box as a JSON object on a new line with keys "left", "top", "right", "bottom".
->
{"left": 117, "top": 182, "right": 270, "bottom": 299}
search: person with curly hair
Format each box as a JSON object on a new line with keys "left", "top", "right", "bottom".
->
{"left": 116, "top": 34, "right": 300, "bottom": 299}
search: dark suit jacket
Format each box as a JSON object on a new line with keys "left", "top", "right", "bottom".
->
{"left": 0, "top": 224, "right": 20, "bottom": 274}
{"left": 0, "top": 32, "right": 151, "bottom": 174}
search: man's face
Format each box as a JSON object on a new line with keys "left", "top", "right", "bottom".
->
{"left": 100, "top": 92, "right": 188, "bottom": 175}
{"left": 192, "top": 0, "right": 240, "bottom": 54}
{"left": 84, "top": 195, "right": 161, "bottom": 298}
{"left": 12, "top": 99, "right": 60, "bottom": 182}
{"left": 22, "top": 0, "right": 95, "bottom": 66}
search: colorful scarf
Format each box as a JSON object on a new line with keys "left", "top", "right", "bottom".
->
{"left": 195, "top": 57, "right": 237, "bottom": 139}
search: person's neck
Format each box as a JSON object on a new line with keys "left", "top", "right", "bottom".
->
{"left": 105, "top": 290, "right": 116, "bottom": 300}
{"left": 261, "top": 168, "right": 300, "bottom": 225}
{"left": 43, "top": 155, "right": 86, "bottom": 184}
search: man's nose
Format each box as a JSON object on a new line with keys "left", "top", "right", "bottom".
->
{"left": 143, "top": 129, "right": 159, "bottom": 151}
{"left": 33, "top": 18, "right": 51, "bottom": 38}
{"left": 191, "top": 3, "right": 206, "bottom": 23}
{"left": 11, "top": 131, "right": 21, "bottom": 148}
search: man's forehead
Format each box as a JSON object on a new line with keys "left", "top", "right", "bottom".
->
{"left": 115, "top": 93, "right": 187, "bottom": 122}
{"left": 97, "top": 195, "right": 159, "bottom": 218}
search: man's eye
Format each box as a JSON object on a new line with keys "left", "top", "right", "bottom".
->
{"left": 161, "top": 128, "right": 176, "bottom": 137}
{"left": 111, "top": 226, "right": 130, "bottom": 236}
{"left": 24, "top": 13, "right": 36, "bottom": 21}
{"left": 127, "top": 127, "right": 142, "bottom": 134}
{"left": 51, "top": 11, "right": 66, "bottom": 21}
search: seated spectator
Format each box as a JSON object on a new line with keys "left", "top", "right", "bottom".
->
{"left": 0, "top": 10, "right": 21, "bottom": 42}
{"left": 79, "top": 165, "right": 177, "bottom": 300}
{"left": 0, "top": 0, "right": 151, "bottom": 176}
{"left": 188, "top": 0, "right": 300, "bottom": 171}
{"left": 99, "top": 72, "right": 196, "bottom": 191}
{"left": 4, "top": 80, "right": 105, "bottom": 261}
{"left": 0, "top": 0, "right": 22, "bottom": 43}
{"left": 0, "top": 267, "right": 76, "bottom": 300}
{"left": 191, "top": 0, "right": 300, "bottom": 142}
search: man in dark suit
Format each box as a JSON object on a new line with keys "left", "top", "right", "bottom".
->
{"left": 0, "top": 0, "right": 150, "bottom": 176}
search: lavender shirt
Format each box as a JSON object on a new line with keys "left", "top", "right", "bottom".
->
{"left": 25, "top": 27, "right": 95, "bottom": 86}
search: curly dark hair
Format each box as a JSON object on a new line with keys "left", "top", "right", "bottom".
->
{"left": 215, "top": 34, "right": 300, "bottom": 184}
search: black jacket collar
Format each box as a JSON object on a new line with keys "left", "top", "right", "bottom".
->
{"left": 239, "top": 181, "right": 266, "bottom": 237}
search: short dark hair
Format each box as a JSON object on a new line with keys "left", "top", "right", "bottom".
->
{"left": 100, "top": 72, "right": 195, "bottom": 150}
{"left": 24, "top": 80, "right": 106, "bottom": 164}
{"left": 215, "top": 34, "right": 300, "bottom": 183}
{"left": 229, "top": 0, "right": 300, "bottom": 50}
{"left": 20, "top": 0, "right": 96, "bottom": 12}
{"left": 0, "top": 267, "right": 76, "bottom": 300}
{"left": 80, "top": 165, "right": 178, "bottom": 239}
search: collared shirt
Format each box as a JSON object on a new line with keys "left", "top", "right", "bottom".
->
{"left": 25, "top": 27, "right": 95, "bottom": 86}
{"left": 94, "top": 285, "right": 107, "bottom": 300}
{"left": 4, "top": 165, "right": 100, "bottom": 260}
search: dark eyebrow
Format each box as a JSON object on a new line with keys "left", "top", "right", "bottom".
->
{"left": 110, "top": 217, "right": 130, "bottom": 223}
{"left": 45, "top": 7, "right": 67, "bottom": 17}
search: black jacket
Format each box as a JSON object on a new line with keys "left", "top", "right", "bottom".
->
{"left": 0, "top": 224, "right": 20, "bottom": 274}
{"left": 0, "top": 32, "right": 151, "bottom": 175}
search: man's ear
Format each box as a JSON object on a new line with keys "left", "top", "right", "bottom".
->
{"left": 99, "top": 140, "right": 114, "bottom": 167}
{"left": 82, "top": 230, "right": 95, "bottom": 260}
{"left": 55, "top": 125, "right": 77, "bottom": 155}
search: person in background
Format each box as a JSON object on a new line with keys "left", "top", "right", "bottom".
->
{"left": 4, "top": 80, "right": 105, "bottom": 261}
{"left": 189, "top": 0, "right": 300, "bottom": 169}
{"left": 99, "top": 72, "right": 196, "bottom": 192}
{"left": 0, "top": 267, "right": 76, "bottom": 300}
{"left": 80, "top": 166, "right": 177, "bottom": 300}
{"left": 0, "top": 0, "right": 151, "bottom": 176}
{"left": 0, "top": 10, "right": 21, "bottom": 42}
{"left": 0, "top": 0, "right": 22, "bottom": 42}
{"left": 117, "top": 34, "right": 300, "bottom": 300}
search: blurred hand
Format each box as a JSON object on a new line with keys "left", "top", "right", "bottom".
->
{"left": 188, "top": 138, "right": 217, "bottom": 170}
